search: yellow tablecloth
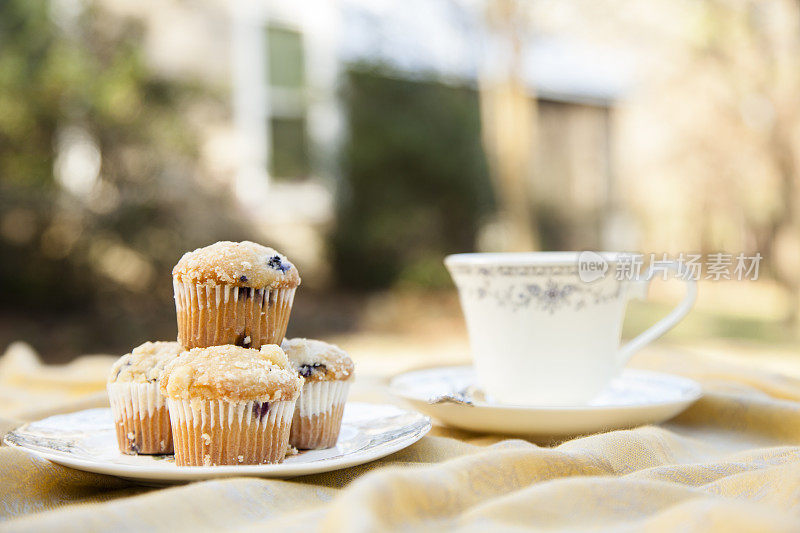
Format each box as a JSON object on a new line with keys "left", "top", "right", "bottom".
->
{"left": 2, "top": 341, "right": 800, "bottom": 532}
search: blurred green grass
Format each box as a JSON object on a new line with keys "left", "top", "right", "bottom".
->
{"left": 623, "top": 299, "right": 798, "bottom": 347}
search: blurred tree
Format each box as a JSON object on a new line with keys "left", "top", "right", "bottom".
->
{"left": 653, "top": 0, "right": 800, "bottom": 325}
{"left": 332, "top": 65, "right": 494, "bottom": 290}
{"left": 478, "top": 0, "right": 539, "bottom": 252}
{"left": 0, "top": 0, "right": 247, "bottom": 356}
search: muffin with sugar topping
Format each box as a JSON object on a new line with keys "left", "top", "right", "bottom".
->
{"left": 160, "top": 344, "right": 303, "bottom": 466}
{"left": 281, "top": 338, "right": 354, "bottom": 450}
{"left": 172, "top": 241, "right": 300, "bottom": 350}
{"left": 107, "top": 341, "right": 182, "bottom": 455}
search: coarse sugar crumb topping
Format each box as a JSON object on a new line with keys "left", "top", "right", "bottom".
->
{"left": 108, "top": 341, "right": 183, "bottom": 384}
{"left": 281, "top": 338, "right": 354, "bottom": 382}
{"left": 172, "top": 241, "right": 300, "bottom": 289}
{"left": 159, "top": 344, "right": 304, "bottom": 402}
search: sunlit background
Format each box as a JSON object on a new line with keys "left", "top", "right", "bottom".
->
{"left": 2, "top": 0, "right": 799, "bottom": 373}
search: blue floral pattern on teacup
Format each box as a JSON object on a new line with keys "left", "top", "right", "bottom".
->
{"left": 449, "top": 264, "right": 622, "bottom": 313}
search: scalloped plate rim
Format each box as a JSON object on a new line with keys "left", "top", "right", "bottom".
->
{"left": 3, "top": 402, "right": 431, "bottom": 481}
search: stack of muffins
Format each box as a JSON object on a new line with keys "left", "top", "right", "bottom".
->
{"left": 106, "top": 241, "right": 355, "bottom": 466}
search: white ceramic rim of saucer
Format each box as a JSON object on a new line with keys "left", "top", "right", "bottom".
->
{"left": 390, "top": 366, "right": 703, "bottom": 412}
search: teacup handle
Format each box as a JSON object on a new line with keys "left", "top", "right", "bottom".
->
{"left": 617, "top": 261, "right": 697, "bottom": 365}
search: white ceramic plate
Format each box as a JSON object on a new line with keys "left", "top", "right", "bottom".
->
{"left": 390, "top": 366, "right": 702, "bottom": 437}
{"left": 3, "top": 402, "right": 430, "bottom": 482}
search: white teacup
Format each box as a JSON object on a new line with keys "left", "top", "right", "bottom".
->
{"left": 445, "top": 252, "right": 697, "bottom": 406}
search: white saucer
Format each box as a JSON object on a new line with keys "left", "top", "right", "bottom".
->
{"left": 390, "top": 366, "right": 702, "bottom": 437}
{"left": 3, "top": 402, "right": 430, "bottom": 483}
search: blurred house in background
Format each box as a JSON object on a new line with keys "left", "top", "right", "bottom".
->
{"left": 100, "top": 0, "right": 633, "bottom": 283}
{"left": 3, "top": 0, "right": 800, "bottom": 360}
{"left": 234, "top": 0, "right": 635, "bottom": 269}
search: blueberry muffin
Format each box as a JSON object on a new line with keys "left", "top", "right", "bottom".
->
{"left": 172, "top": 241, "right": 301, "bottom": 350}
{"left": 281, "top": 338, "right": 354, "bottom": 449}
{"left": 107, "top": 341, "right": 182, "bottom": 455}
{"left": 160, "top": 344, "right": 303, "bottom": 466}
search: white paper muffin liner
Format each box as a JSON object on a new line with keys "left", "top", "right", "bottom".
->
{"left": 167, "top": 398, "right": 296, "bottom": 466}
{"left": 173, "top": 279, "right": 296, "bottom": 349}
{"left": 290, "top": 379, "right": 351, "bottom": 449}
{"left": 107, "top": 382, "right": 172, "bottom": 454}
{"left": 296, "top": 380, "right": 351, "bottom": 417}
